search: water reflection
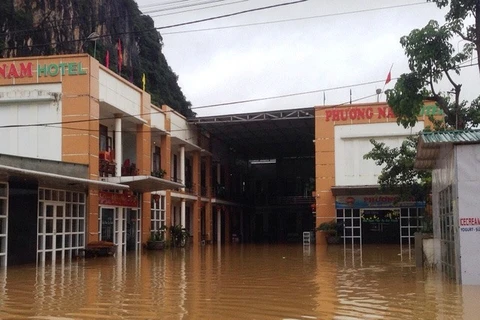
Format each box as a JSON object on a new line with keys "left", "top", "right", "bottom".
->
{"left": 0, "top": 244, "right": 476, "bottom": 319}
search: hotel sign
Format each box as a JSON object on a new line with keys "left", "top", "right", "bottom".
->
{"left": 325, "top": 105, "right": 443, "bottom": 122}
{"left": 0, "top": 61, "right": 87, "bottom": 79}
{"left": 99, "top": 191, "right": 138, "bottom": 207}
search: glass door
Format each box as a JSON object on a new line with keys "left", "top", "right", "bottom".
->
{"left": 100, "top": 208, "right": 115, "bottom": 243}
{"left": 126, "top": 208, "right": 140, "bottom": 252}
{"left": 37, "top": 202, "right": 66, "bottom": 263}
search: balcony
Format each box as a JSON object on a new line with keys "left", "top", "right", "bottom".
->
{"left": 121, "top": 159, "right": 138, "bottom": 176}
{"left": 99, "top": 151, "right": 115, "bottom": 177}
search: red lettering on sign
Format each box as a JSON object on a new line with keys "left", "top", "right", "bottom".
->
{"left": 332, "top": 110, "right": 340, "bottom": 121}
{"left": 0, "top": 62, "right": 33, "bottom": 79}
{"left": 325, "top": 110, "right": 332, "bottom": 121}
{"left": 324, "top": 106, "right": 396, "bottom": 122}
{"left": 460, "top": 217, "right": 480, "bottom": 226}
{"left": 19, "top": 62, "right": 33, "bottom": 77}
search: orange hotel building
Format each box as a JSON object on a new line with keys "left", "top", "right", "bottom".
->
{"left": 0, "top": 54, "right": 443, "bottom": 266}
{"left": 0, "top": 54, "right": 243, "bottom": 266}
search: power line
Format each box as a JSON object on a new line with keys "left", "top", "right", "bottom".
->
{"left": 3, "top": 93, "right": 380, "bottom": 133}
{"left": 0, "top": 0, "right": 247, "bottom": 38}
{"left": 1, "top": 0, "right": 307, "bottom": 51}
{"left": 0, "top": 77, "right": 393, "bottom": 130}
{"left": 143, "top": 0, "right": 231, "bottom": 14}
{"left": 162, "top": 1, "right": 429, "bottom": 35}
{"left": 191, "top": 79, "right": 389, "bottom": 110}
{"left": 150, "top": 0, "right": 249, "bottom": 18}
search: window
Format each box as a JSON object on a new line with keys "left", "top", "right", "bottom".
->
{"left": 151, "top": 195, "right": 166, "bottom": 237}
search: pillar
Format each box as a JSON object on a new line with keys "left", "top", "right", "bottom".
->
{"left": 180, "top": 145, "right": 185, "bottom": 191}
{"left": 193, "top": 200, "right": 200, "bottom": 244}
{"left": 216, "top": 206, "right": 221, "bottom": 244}
{"left": 161, "top": 135, "right": 171, "bottom": 180}
{"left": 114, "top": 114, "right": 122, "bottom": 177}
{"left": 205, "top": 201, "right": 212, "bottom": 243}
{"left": 193, "top": 151, "right": 200, "bottom": 195}
{"left": 181, "top": 199, "right": 186, "bottom": 228}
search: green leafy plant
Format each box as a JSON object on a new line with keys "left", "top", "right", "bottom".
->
{"left": 316, "top": 219, "right": 338, "bottom": 236}
{"left": 146, "top": 226, "right": 167, "bottom": 250}
{"left": 151, "top": 169, "right": 166, "bottom": 178}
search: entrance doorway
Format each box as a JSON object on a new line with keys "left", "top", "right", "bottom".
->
{"left": 100, "top": 208, "right": 115, "bottom": 243}
{"left": 361, "top": 209, "right": 400, "bottom": 244}
{"left": 100, "top": 207, "right": 140, "bottom": 253}
{"left": 37, "top": 189, "right": 87, "bottom": 264}
{"left": 37, "top": 202, "right": 70, "bottom": 263}
{"left": 337, "top": 207, "right": 423, "bottom": 245}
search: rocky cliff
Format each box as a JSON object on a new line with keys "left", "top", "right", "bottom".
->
{"left": 0, "top": 0, "right": 194, "bottom": 117}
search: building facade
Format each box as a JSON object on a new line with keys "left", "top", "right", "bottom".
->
{"left": 0, "top": 54, "right": 243, "bottom": 266}
{"left": 314, "top": 102, "right": 440, "bottom": 245}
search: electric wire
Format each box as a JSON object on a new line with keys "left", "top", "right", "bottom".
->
{"left": 162, "top": 1, "right": 429, "bottom": 35}
{"left": 0, "top": 0, "right": 304, "bottom": 42}
{"left": 6, "top": 92, "right": 380, "bottom": 134}
{"left": 0, "top": 1, "right": 429, "bottom": 50}
{"left": 0, "top": 77, "right": 397, "bottom": 129}
{"left": 1, "top": 60, "right": 478, "bottom": 130}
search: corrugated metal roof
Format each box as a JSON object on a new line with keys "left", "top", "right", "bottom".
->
{"left": 415, "top": 129, "right": 480, "bottom": 170}
{"left": 421, "top": 130, "right": 480, "bottom": 144}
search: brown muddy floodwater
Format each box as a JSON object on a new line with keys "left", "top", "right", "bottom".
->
{"left": 0, "top": 244, "right": 478, "bottom": 320}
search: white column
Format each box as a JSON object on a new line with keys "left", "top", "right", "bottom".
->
{"left": 114, "top": 115, "right": 122, "bottom": 177}
{"left": 180, "top": 145, "right": 186, "bottom": 191}
{"left": 217, "top": 207, "right": 222, "bottom": 244}
{"left": 116, "top": 208, "right": 123, "bottom": 256}
{"left": 181, "top": 199, "right": 186, "bottom": 228}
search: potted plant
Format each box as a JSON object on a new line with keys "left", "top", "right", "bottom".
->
{"left": 146, "top": 226, "right": 166, "bottom": 250}
{"left": 169, "top": 225, "right": 190, "bottom": 247}
{"left": 316, "top": 219, "right": 342, "bottom": 244}
{"left": 151, "top": 169, "right": 166, "bottom": 178}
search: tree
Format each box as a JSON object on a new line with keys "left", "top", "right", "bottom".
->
{"left": 429, "top": 0, "right": 480, "bottom": 74}
{"left": 386, "top": 20, "right": 478, "bottom": 129}
{"left": 363, "top": 136, "right": 431, "bottom": 202}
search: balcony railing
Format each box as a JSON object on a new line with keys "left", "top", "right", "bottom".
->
{"left": 121, "top": 160, "right": 138, "bottom": 176}
{"left": 99, "top": 151, "right": 115, "bottom": 177}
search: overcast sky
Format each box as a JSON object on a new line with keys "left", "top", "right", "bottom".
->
{"left": 134, "top": 0, "right": 479, "bottom": 117}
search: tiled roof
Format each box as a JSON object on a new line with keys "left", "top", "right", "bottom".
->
{"left": 415, "top": 130, "right": 480, "bottom": 169}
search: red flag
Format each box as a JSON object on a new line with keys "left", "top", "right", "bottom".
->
{"left": 385, "top": 64, "right": 393, "bottom": 85}
{"left": 385, "top": 70, "right": 391, "bottom": 84}
{"left": 117, "top": 39, "right": 123, "bottom": 73}
{"left": 105, "top": 50, "right": 110, "bottom": 69}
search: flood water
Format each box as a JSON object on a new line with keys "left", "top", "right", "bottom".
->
{"left": 0, "top": 244, "right": 478, "bottom": 319}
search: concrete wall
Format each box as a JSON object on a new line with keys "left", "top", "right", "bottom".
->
{"left": 98, "top": 69, "right": 141, "bottom": 117}
{"left": 0, "top": 83, "right": 62, "bottom": 160}
{"left": 455, "top": 145, "right": 480, "bottom": 284}
{"left": 334, "top": 122, "right": 424, "bottom": 186}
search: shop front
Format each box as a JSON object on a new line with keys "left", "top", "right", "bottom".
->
{"left": 335, "top": 194, "right": 425, "bottom": 245}
{"left": 98, "top": 191, "right": 141, "bottom": 254}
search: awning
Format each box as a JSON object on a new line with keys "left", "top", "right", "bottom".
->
{"left": 331, "top": 185, "right": 382, "bottom": 196}
{"left": 103, "top": 175, "right": 184, "bottom": 192}
{"left": 0, "top": 164, "right": 129, "bottom": 190}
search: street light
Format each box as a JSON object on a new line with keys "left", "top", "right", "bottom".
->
{"left": 81, "top": 32, "right": 100, "bottom": 58}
